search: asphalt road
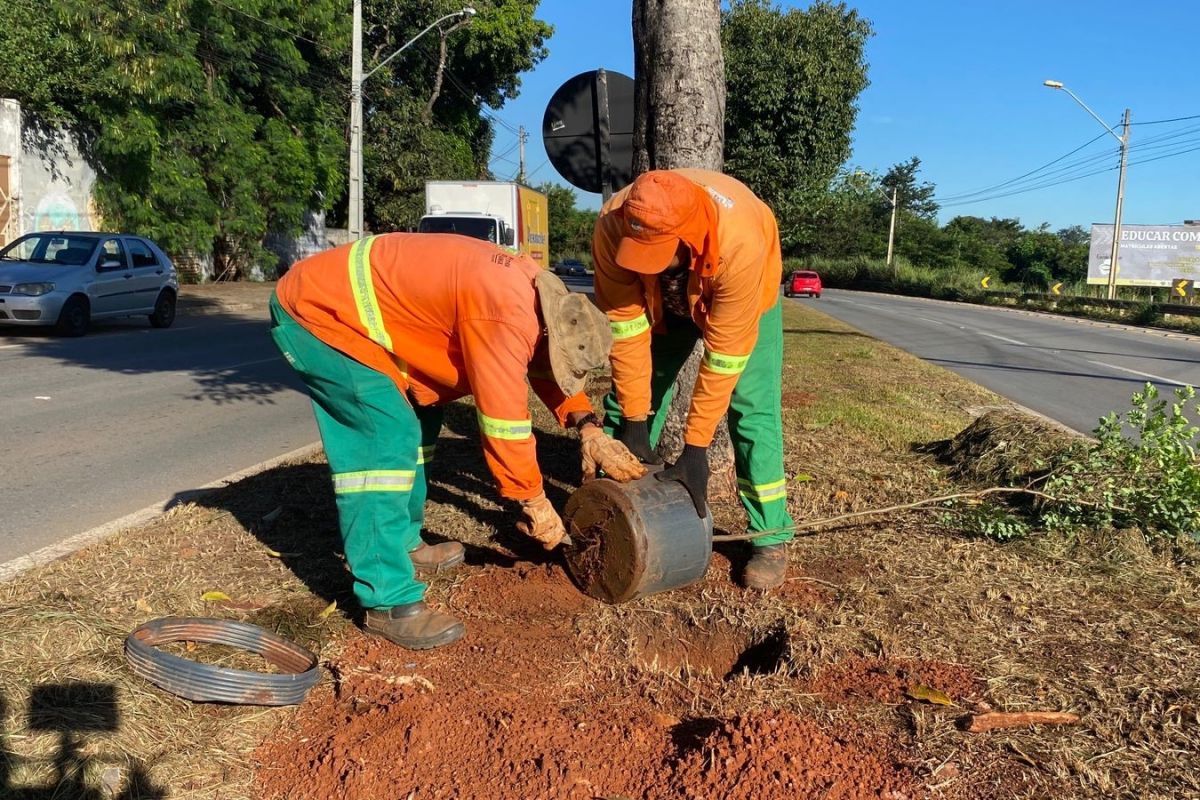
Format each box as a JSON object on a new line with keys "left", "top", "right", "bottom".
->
{"left": 807, "top": 289, "right": 1200, "bottom": 434}
{"left": 0, "top": 309, "right": 316, "bottom": 565}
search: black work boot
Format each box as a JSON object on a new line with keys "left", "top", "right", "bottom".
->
{"left": 408, "top": 540, "right": 465, "bottom": 574}
{"left": 741, "top": 544, "right": 789, "bottom": 590}
{"left": 364, "top": 602, "right": 465, "bottom": 650}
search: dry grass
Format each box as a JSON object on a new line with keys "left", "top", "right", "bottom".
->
{"left": 1, "top": 302, "right": 1198, "bottom": 799}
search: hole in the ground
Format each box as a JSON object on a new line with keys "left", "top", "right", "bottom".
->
{"left": 628, "top": 617, "right": 788, "bottom": 679}
{"left": 724, "top": 627, "right": 789, "bottom": 680}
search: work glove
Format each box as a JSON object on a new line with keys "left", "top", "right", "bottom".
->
{"left": 580, "top": 426, "right": 648, "bottom": 483}
{"left": 516, "top": 492, "right": 568, "bottom": 550}
{"left": 617, "top": 419, "right": 663, "bottom": 466}
{"left": 655, "top": 444, "right": 709, "bottom": 518}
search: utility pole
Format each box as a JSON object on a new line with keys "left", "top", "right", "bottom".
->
{"left": 886, "top": 186, "right": 898, "bottom": 276}
{"left": 1106, "top": 109, "right": 1131, "bottom": 300}
{"left": 347, "top": 6, "right": 476, "bottom": 241}
{"left": 1043, "top": 81, "right": 1130, "bottom": 300}
{"left": 348, "top": 0, "right": 364, "bottom": 240}
{"left": 517, "top": 125, "right": 528, "bottom": 184}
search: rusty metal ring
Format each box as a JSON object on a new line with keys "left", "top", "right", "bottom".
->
{"left": 125, "top": 616, "right": 320, "bottom": 706}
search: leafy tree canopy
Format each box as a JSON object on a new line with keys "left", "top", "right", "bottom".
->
{"left": 721, "top": 0, "right": 872, "bottom": 252}
{"left": 0, "top": 0, "right": 551, "bottom": 276}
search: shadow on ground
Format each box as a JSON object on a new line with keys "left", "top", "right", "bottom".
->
{"left": 0, "top": 297, "right": 298, "bottom": 405}
{"left": 175, "top": 399, "right": 582, "bottom": 614}
{"left": 0, "top": 683, "right": 167, "bottom": 799}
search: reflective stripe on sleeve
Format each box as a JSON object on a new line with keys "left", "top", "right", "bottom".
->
{"left": 477, "top": 411, "right": 533, "bottom": 441}
{"left": 332, "top": 469, "right": 415, "bottom": 494}
{"left": 417, "top": 445, "right": 436, "bottom": 465}
{"left": 737, "top": 477, "right": 787, "bottom": 503}
{"left": 702, "top": 348, "right": 750, "bottom": 375}
{"left": 610, "top": 314, "right": 650, "bottom": 341}
{"left": 348, "top": 236, "right": 393, "bottom": 351}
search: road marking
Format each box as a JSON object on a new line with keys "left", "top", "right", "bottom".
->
{"left": 221, "top": 356, "right": 282, "bottom": 370}
{"left": 0, "top": 344, "right": 24, "bottom": 350}
{"left": 1085, "top": 359, "right": 1194, "bottom": 388}
{"left": 914, "top": 316, "right": 947, "bottom": 326}
{"left": 978, "top": 331, "right": 1029, "bottom": 346}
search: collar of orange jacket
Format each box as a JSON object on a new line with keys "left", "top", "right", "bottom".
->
{"left": 616, "top": 172, "right": 722, "bottom": 279}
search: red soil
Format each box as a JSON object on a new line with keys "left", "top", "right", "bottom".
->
{"left": 253, "top": 564, "right": 922, "bottom": 800}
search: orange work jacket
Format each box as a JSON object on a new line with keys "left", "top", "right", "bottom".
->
{"left": 276, "top": 233, "right": 592, "bottom": 500}
{"left": 592, "top": 169, "right": 782, "bottom": 447}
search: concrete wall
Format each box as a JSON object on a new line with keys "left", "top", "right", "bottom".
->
{"left": 0, "top": 99, "right": 98, "bottom": 244}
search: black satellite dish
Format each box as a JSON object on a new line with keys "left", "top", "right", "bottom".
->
{"left": 542, "top": 69, "right": 635, "bottom": 199}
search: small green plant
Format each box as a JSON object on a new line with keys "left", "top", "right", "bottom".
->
{"left": 1042, "top": 383, "right": 1200, "bottom": 544}
{"left": 948, "top": 384, "right": 1200, "bottom": 549}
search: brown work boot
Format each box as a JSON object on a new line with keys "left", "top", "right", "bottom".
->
{"left": 408, "top": 540, "right": 465, "bottom": 573}
{"left": 741, "top": 544, "right": 789, "bottom": 590}
{"left": 364, "top": 602, "right": 465, "bottom": 650}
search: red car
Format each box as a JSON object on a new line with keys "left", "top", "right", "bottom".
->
{"left": 784, "top": 270, "right": 822, "bottom": 298}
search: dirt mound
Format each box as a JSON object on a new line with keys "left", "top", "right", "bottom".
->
{"left": 923, "top": 408, "right": 1081, "bottom": 486}
{"left": 645, "top": 713, "right": 915, "bottom": 800}
{"left": 254, "top": 562, "right": 919, "bottom": 800}
{"left": 807, "top": 656, "right": 982, "bottom": 706}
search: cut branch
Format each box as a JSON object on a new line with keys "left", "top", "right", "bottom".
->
{"left": 963, "top": 711, "right": 1080, "bottom": 733}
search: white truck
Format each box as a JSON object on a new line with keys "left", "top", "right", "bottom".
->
{"left": 418, "top": 181, "right": 549, "bottom": 265}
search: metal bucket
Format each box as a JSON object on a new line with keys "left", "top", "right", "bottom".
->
{"left": 562, "top": 469, "right": 713, "bottom": 603}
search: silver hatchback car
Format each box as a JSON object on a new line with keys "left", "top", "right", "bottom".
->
{"left": 0, "top": 231, "right": 179, "bottom": 336}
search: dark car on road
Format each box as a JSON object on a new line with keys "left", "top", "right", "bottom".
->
{"left": 553, "top": 259, "right": 589, "bottom": 277}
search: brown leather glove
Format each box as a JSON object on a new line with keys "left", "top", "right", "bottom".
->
{"left": 516, "top": 492, "right": 567, "bottom": 550}
{"left": 580, "top": 425, "right": 649, "bottom": 483}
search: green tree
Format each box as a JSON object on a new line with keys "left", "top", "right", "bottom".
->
{"left": 3, "top": 0, "right": 349, "bottom": 277}
{"left": 359, "top": 0, "right": 552, "bottom": 232}
{"left": 881, "top": 156, "right": 939, "bottom": 219}
{"left": 721, "top": 0, "right": 872, "bottom": 253}
{"left": 538, "top": 181, "right": 596, "bottom": 261}
{"left": 944, "top": 216, "right": 1023, "bottom": 274}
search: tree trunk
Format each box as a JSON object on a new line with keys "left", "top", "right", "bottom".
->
{"left": 631, "top": 0, "right": 737, "bottom": 503}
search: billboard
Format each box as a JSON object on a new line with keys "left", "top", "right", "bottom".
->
{"left": 1089, "top": 223, "right": 1200, "bottom": 287}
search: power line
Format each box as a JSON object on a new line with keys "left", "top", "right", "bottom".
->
{"left": 935, "top": 131, "right": 1111, "bottom": 202}
{"left": 205, "top": 0, "right": 326, "bottom": 49}
{"left": 938, "top": 140, "right": 1200, "bottom": 209}
{"left": 1130, "top": 114, "right": 1200, "bottom": 126}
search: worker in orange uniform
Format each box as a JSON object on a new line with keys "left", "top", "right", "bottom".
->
{"left": 270, "top": 234, "right": 645, "bottom": 650}
{"left": 593, "top": 169, "right": 795, "bottom": 590}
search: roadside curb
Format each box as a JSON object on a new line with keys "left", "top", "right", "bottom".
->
{"left": 177, "top": 298, "right": 265, "bottom": 316}
{"left": 0, "top": 441, "right": 323, "bottom": 585}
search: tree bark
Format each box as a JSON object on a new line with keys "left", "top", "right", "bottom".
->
{"left": 631, "top": 0, "right": 737, "bottom": 502}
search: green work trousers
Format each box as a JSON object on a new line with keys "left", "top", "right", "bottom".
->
{"left": 269, "top": 295, "right": 442, "bottom": 610}
{"left": 603, "top": 299, "right": 794, "bottom": 546}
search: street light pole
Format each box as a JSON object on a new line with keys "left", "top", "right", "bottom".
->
{"left": 348, "top": 0, "right": 364, "bottom": 241}
{"left": 1043, "top": 80, "right": 1130, "bottom": 300}
{"left": 885, "top": 186, "right": 898, "bottom": 276}
{"left": 348, "top": 6, "right": 476, "bottom": 241}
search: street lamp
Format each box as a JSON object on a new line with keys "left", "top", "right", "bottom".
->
{"left": 1043, "top": 79, "right": 1130, "bottom": 300}
{"left": 348, "top": 6, "right": 476, "bottom": 240}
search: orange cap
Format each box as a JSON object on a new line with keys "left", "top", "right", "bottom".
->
{"left": 615, "top": 171, "right": 712, "bottom": 274}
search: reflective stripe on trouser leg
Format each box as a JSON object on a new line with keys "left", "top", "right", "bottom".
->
{"left": 601, "top": 322, "right": 701, "bottom": 447}
{"left": 268, "top": 295, "right": 425, "bottom": 608}
{"left": 727, "top": 299, "right": 794, "bottom": 546}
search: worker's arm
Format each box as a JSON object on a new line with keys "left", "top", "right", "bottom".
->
{"left": 684, "top": 243, "right": 769, "bottom": 447}
{"left": 528, "top": 378, "right": 594, "bottom": 427}
{"left": 459, "top": 318, "right": 545, "bottom": 501}
{"left": 593, "top": 219, "right": 653, "bottom": 421}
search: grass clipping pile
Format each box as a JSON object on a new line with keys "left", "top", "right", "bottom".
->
{"left": 2, "top": 303, "right": 1199, "bottom": 799}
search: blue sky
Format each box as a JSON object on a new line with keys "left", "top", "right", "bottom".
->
{"left": 485, "top": 0, "right": 1200, "bottom": 231}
